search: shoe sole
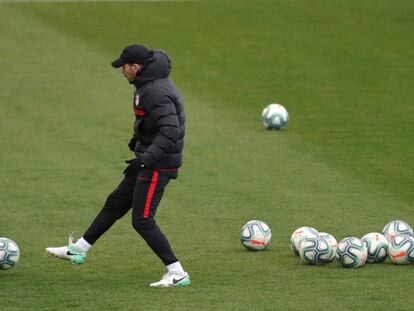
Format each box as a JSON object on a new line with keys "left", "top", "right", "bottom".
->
{"left": 150, "top": 278, "right": 191, "bottom": 288}
{"left": 175, "top": 279, "right": 191, "bottom": 287}
{"left": 46, "top": 249, "right": 86, "bottom": 265}
{"left": 46, "top": 250, "right": 71, "bottom": 261}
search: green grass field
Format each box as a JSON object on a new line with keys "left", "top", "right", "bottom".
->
{"left": 1, "top": 0, "right": 413, "bottom": 310}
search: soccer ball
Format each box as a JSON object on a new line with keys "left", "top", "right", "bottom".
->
{"left": 361, "top": 232, "right": 388, "bottom": 263}
{"left": 319, "top": 232, "right": 337, "bottom": 262}
{"left": 240, "top": 220, "right": 271, "bottom": 251}
{"left": 388, "top": 235, "right": 414, "bottom": 265}
{"left": 299, "top": 236, "right": 334, "bottom": 265}
{"left": 336, "top": 237, "right": 367, "bottom": 268}
{"left": 0, "top": 238, "right": 20, "bottom": 270}
{"left": 261, "top": 103, "right": 289, "bottom": 130}
{"left": 290, "top": 226, "right": 319, "bottom": 256}
{"left": 383, "top": 220, "right": 413, "bottom": 241}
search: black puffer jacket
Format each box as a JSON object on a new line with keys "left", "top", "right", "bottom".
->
{"left": 130, "top": 50, "right": 185, "bottom": 174}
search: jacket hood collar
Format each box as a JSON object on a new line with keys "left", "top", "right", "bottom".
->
{"left": 133, "top": 49, "right": 171, "bottom": 88}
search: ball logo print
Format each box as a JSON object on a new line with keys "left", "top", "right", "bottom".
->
{"left": 388, "top": 235, "right": 414, "bottom": 265}
{"left": 240, "top": 220, "right": 271, "bottom": 251}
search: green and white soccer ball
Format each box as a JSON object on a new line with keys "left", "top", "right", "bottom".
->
{"left": 299, "top": 236, "right": 334, "bottom": 265}
{"left": 388, "top": 235, "right": 414, "bottom": 265}
{"left": 361, "top": 232, "right": 388, "bottom": 263}
{"left": 319, "top": 232, "right": 337, "bottom": 262}
{"left": 290, "top": 226, "right": 319, "bottom": 256}
{"left": 0, "top": 238, "right": 20, "bottom": 270}
{"left": 261, "top": 103, "right": 289, "bottom": 130}
{"left": 336, "top": 237, "right": 367, "bottom": 268}
{"left": 240, "top": 220, "right": 271, "bottom": 251}
{"left": 382, "top": 220, "right": 413, "bottom": 241}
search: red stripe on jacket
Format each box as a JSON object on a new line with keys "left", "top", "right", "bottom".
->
{"left": 134, "top": 108, "right": 146, "bottom": 116}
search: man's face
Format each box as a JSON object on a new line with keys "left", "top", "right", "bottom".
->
{"left": 122, "top": 63, "right": 141, "bottom": 83}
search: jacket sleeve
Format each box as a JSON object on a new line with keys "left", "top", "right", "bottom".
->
{"left": 141, "top": 90, "right": 180, "bottom": 167}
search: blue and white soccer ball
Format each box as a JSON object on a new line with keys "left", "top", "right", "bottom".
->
{"left": 336, "top": 237, "right": 367, "bottom": 268}
{"left": 240, "top": 220, "right": 271, "bottom": 251}
{"left": 299, "top": 236, "right": 334, "bottom": 265}
{"left": 290, "top": 226, "right": 319, "bottom": 256}
{"left": 261, "top": 103, "right": 289, "bottom": 130}
{"left": 319, "top": 232, "right": 337, "bottom": 262}
{"left": 361, "top": 232, "right": 388, "bottom": 263}
{"left": 388, "top": 235, "right": 414, "bottom": 265}
{"left": 382, "top": 220, "right": 413, "bottom": 241}
{"left": 0, "top": 238, "right": 20, "bottom": 270}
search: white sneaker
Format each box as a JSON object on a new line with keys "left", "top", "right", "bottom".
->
{"left": 46, "top": 233, "right": 86, "bottom": 265}
{"left": 150, "top": 272, "right": 190, "bottom": 287}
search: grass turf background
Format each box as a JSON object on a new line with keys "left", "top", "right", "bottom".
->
{"left": 0, "top": 0, "right": 413, "bottom": 310}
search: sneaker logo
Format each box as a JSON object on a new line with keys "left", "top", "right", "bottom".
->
{"left": 172, "top": 275, "right": 187, "bottom": 284}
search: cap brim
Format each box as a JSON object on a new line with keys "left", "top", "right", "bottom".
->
{"left": 111, "top": 58, "right": 124, "bottom": 68}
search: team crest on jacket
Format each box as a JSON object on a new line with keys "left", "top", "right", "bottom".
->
{"left": 135, "top": 94, "right": 140, "bottom": 107}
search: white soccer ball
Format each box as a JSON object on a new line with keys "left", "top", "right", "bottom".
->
{"left": 240, "top": 220, "right": 271, "bottom": 251}
{"left": 299, "top": 236, "right": 334, "bottom": 265}
{"left": 261, "top": 103, "right": 289, "bottom": 130}
{"left": 382, "top": 220, "right": 413, "bottom": 241}
{"left": 336, "top": 237, "right": 367, "bottom": 268}
{"left": 290, "top": 226, "right": 319, "bottom": 256}
{"left": 319, "top": 232, "right": 337, "bottom": 262}
{"left": 0, "top": 238, "right": 20, "bottom": 270}
{"left": 388, "top": 235, "right": 414, "bottom": 265}
{"left": 361, "top": 232, "right": 388, "bottom": 263}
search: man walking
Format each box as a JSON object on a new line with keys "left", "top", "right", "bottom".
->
{"left": 46, "top": 44, "right": 189, "bottom": 287}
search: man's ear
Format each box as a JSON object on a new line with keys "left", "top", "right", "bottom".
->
{"left": 135, "top": 64, "right": 143, "bottom": 73}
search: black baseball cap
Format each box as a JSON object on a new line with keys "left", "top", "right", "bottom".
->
{"left": 111, "top": 44, "right": 152, "bottom": 68}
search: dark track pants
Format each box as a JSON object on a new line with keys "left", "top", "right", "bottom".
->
{"left": 83, "top": 163, "right": 178, "bottom": 265}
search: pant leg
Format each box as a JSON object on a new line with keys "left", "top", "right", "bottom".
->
{"left": 82, "top": 168, "right": 138, "bottom": 245}
{"left": 131, "top": 169, "right": 178, "bottom": 265}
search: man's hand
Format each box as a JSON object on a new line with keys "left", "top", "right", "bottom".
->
{"left": 125, "top": 157, "right": 143, "bottom": 167}
{"left": 123, "top": 156, "right": 144, "bottom": 175}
